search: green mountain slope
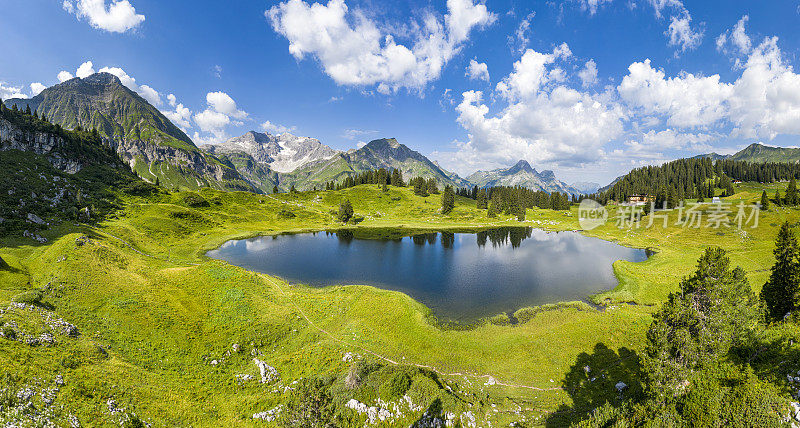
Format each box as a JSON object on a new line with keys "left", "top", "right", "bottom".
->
{"left": 729, "top": 143, "right": 800, "bottom": 163}
{"left": 283, "top": 138, "right": 469, "bottom": 190}
{"left": 4, "top": 73, "right": 249, "bottom": 192}
{"left": 0, "top": 102, "right": 147, "bottom": 235}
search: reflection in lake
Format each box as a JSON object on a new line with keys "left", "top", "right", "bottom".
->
{"left": 207, "top": 228, "right": 648, "bottom": 321}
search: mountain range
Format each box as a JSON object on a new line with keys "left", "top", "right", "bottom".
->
{"left": 695, "top": 143, "right": 800, "bottom": 163}
{"left": 467, "top": 160, "right": 581, "bottom": 195}
{"left": 4, "top": 73, "right": 249, "bottom": 191}
{"left": 3, "top": 73, "right": 587, "bottom": 195}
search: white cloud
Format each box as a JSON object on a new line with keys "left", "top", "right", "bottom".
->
{"left": 577, "top": 0, "right": 612, "bottom": 15}
{"left": 666, "top": 12, "right": 703, "bottom": 52}
{"left": 98, "top": 66, "right": 163, "bottom": 106}
{"left": 213, "top": 65, "right": 222, "bottom": 79}
{"left": 342, "top": 128, "right": 378, "bottom": 140}
{"left": 206, "top": 91, "right": 247, "bottom": 119}
{"left": 76, "top": 61, "right": 95, "bottom": 78}
{"left": 194, "top": 109, "right": 230, "bottom": 138}
{"left": 716, "top": 15, "right": 751, "bottom": 57}
{"left": 167, "top": 93, "right": 177, "bottom": 107}
{"left": 0, "top": 82, "right": 28, "bottom": 100}
{"left": 618, "top": 59, "right": 732, "bottom": 128}
{"left": 267, "top": 0, "right": 496, "bottom": 93}
{"left": 578, "top": 59, "right": 598, "bottom": 87}
{"left": 619, "top": 35, "right": 800, "bottom": 141}
{"left": 30, "top": 83, "right": 47, "bottom": 96}
{"left": 495, "top": 44, "right": 571, "bottom": 100}
{"left": 193, "top": 91, "right": 248, "bottom": 142}
{"left": 63, "top": 0, "right": 145, "bottom": 33}
{"left": 624, "top": 129, "right": 714, "bottom": 157}
{"left": 262, "top": 120, "right": 297, "bottom": 134}
{"left": 437, "top": 46, "right": 625, "bottom": 175}
{"left": 57, "top": 71, "right": 75, "bottom": 82}
{"left": 508, "top": 12, "right": 534, "bottom": 54}
{"left": 162, "top": 103, "right": 192, "bottom": 129}
{"left": 465, "top": 59, "right": 490, "bottom": 82}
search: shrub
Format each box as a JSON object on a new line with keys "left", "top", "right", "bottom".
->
{"left": 277, "top": 210, "right": 296, "bottom": 219}
{"left": 12, "top": 289, "right": 44, "bottom": 306}
{"left": 338, "top": 199, "right": 353, "bottom": 223}
{"left": 379, "top": 370, "right": 412, "bottom": 400}
{"left": 182, "top": 193, "right": 209, "bottom": 208}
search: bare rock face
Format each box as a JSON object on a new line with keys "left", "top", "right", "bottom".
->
{"left": 204, "top": 131, "right": 340, "bottom": 173}
{"left": 0, "top": 118, "right": 82, "bottom": 173}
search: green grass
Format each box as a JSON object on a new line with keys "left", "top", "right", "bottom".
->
{"left": 0, "top": 182, "right": 798, "bottom": 426}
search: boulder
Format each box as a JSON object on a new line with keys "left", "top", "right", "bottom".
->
{"left": 26, "top": 213, "right": 45, "bottom": 225}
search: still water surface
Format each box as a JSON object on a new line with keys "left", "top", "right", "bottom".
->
{"left": 207, "top": 228, "right": 648, "bottom": 320}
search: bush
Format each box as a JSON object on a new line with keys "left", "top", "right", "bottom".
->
{"left": 182, "top": 193, "right": 209, "bottom": 208}
{"left": 12, "top": 289, "right": 44, "bottom": 306}
{"left": 348, "top": 215, "right": 364, "bottom": 225}
{"left": 277, "top": 210, "right": 296, "bottom": 219}
{"left": 379, "top": 371, "right": 412, "bottom": 400}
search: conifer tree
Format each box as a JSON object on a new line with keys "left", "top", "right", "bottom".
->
{"left": 761, "top": 222, "right": 800, "bottom": 321}
{"left": 441, "top": 185, "right": 455, "bottom": 214}
{"left": 337, "top": 199, "right": 354, "bottom": 223}
{"left": 476, "top": 189, "right": 488, "bottom": 209}
{"left": 760, "top": 190, "right": 769, "bottom": 211}
{"left": 272, "top": 185, "right": 279, "bottom": 194}
{"left": 775, "top": 189, "right": 782, "bottom": 206}
{"left": 786, "top": 177, "right": 798, "bottom": 205}
{"left": 24, "top": 104, "right": 31, "bottom": 115}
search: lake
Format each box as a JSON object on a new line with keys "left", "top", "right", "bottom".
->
{"left": 207, "top": 228, "right": 649, "bottom": 321}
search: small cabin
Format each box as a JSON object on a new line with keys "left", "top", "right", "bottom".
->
{"left": 626, "top": 194, "right": 651, "bottom": 206}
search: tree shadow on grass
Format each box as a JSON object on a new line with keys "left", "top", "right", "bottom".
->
{"left": 545, "top": 343, "right": 644, "bottom": 427}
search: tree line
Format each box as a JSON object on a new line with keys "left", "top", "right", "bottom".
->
{"left": 592, "top": 156, "right": 800, "bottom": 205}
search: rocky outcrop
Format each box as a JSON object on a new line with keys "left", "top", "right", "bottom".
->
{"left": 204, "top": 131, "right": 340, "bottom": 173}
{"left": 0, "top": 117, "right": 82, "bottom": 173}
{"left": 109, "top": 137, "right": 238, "bottom": 183}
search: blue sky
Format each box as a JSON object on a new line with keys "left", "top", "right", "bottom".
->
{"left": 2, "top": 0, "right": 800, "bottom": 184}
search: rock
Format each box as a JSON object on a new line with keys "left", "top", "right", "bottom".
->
{"left": 210, "top": 359, "right": 218, "bottom": 366}
{"left": 253, "top": 358, "right": 279, "bottom": 384}
{"left": 26, "top": 213, "right": 46, "bottom": 225}
{"left": 615, "top": 381, "right": 627, "bottom": 392}
{"left": 232, "top": 343, "right": 240, "bottom": 353}
{"left": 55, "top": 375, "right": 65, "bottom": 386}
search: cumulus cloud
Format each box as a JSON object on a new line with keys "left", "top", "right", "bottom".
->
{"left": 342, "top": 128, "right": 378, "bottom": 140}
{"left": 163, "top": 103, "right": 192, "bottom": 129}
{"left": 495, "top": 44, "right": 571, "bottom": 100}
{"left": 267, "top": 0, "right": 496, "bottom": 93}
{"left": 30, "top": 83, "right": 47, "bottom": 96}
{"left": 76, "top": 61, "right": 95, "bottom": 79}
{"left": 262, "top": 120, "right": 297, "bottom": 134}
{"left": 624, "top": 129, "right": 715, "bottom": 157}
{"left": 97, "top": 66, "right": 163, "bottom": 106}
{"left": 465, "top": 59, "right": 490, "bottom": 82}
{"left": 0, "top": 82, "right": 28, "bottom": 100}
{"left": 578, "top": 60, "right": 598, "bottom": 87}
{"left": 62, "top": 0, "right": 145, "bottom": 33}
{"left": 436, "top": 46, "right": 625, "bottom": 174}
{"left": 57, "top": 71, "right": 74, "bottom": 83}
{"left": 193, "top": 91, "right": 248, "bottom": 141}
{"left": 206, "top": 91, "right": 247, "bottom": 120}
{"left": 619, "top": 34, "right": 800, "bottom": 141}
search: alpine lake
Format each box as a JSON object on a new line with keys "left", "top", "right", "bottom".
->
{"left": 207, "top": 227, "right": 649, "bottom": 321}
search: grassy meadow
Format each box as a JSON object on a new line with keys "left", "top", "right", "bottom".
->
{"left": 1, "top": 182, "right": 799, "bottom": 426}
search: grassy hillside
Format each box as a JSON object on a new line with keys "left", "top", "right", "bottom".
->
{"left": 0, "top": 181, "right": 798, "bottom": 426}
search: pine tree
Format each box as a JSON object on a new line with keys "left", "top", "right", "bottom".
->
{"left": 337, "top": 199, "right": 354, "bottom": 223}
{"left": 775, "top": 189, "right": 782, "bottom": 206}
{"left": 427, "top": 179, "right": 439, "bottom": 194}
{"left": 24, "top": 104, "right": 31, "bottom": 115}
{"left": 760, "top": 190, "right": 769, "bottom": 211}
{"left": 441, "top": 186, "right": 455, "bottom": 214}
{"left": 155, "top": 177, "right": 160, "bottom": 187}
{"left": 761, "top": 222, "right": 800, "bottom": 321}
{"left": 476, "top": 189, "right": 488, "bottom": 209}
{"left": 787, "top": 177, "right": 799, "bottom": 205}
{"left": 272, "top": 185, "right": 279, "bottom": 194}
{"left": 290, "top": 185, "right": 297, "bottom": 193}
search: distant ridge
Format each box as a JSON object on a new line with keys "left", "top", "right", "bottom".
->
{"left": 467, "top": 160, "right": 581, "bottom": 195}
